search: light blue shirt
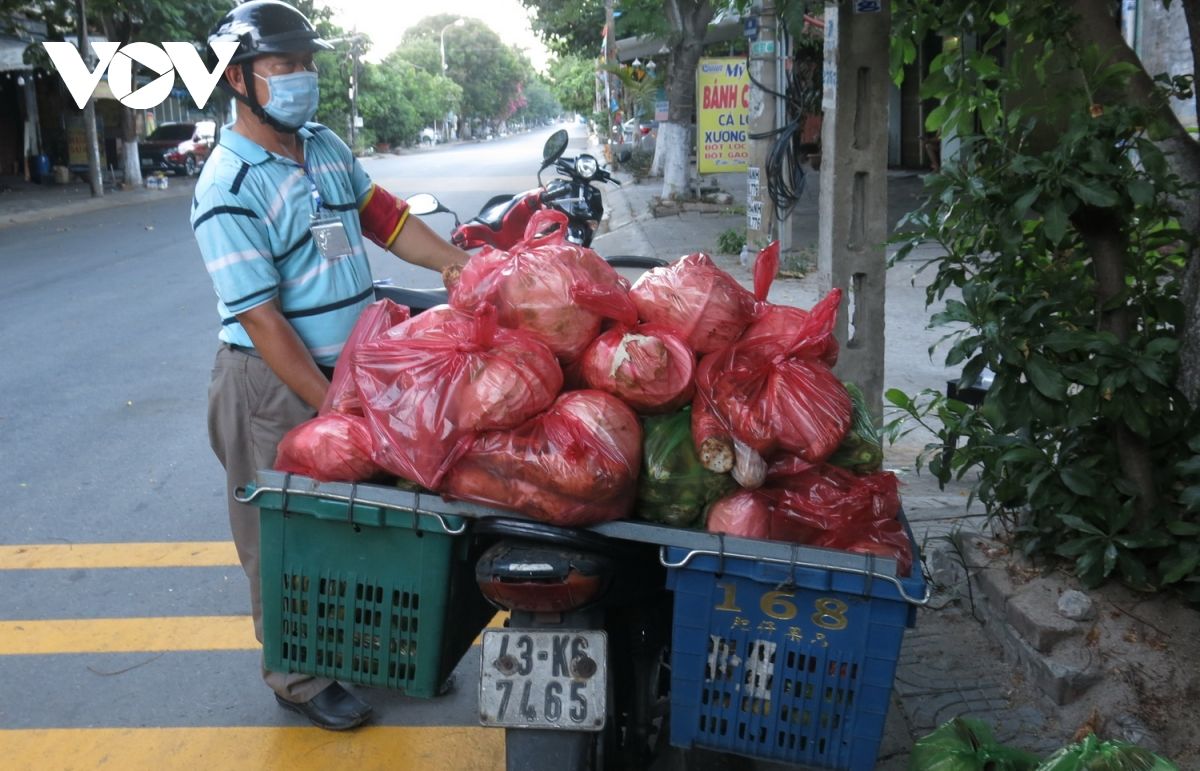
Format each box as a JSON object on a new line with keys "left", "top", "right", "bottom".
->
{"left": 190, "top": 122, "right": 374, "bottom": 366}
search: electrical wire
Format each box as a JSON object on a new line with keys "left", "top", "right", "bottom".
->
{"left": 746, "top": 27, "right": 821, "bottom": 220}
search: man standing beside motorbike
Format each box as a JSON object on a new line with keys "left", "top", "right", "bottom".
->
{"left": 191, "top": 0, "right": 468, "bottom": 731}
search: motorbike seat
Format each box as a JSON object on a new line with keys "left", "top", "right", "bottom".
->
{"left": 372, "top": 284, "right": 448, "bottom": 314}
{"left": 473, "top": 516, "right": 639, "bottom": 559}
{"left": 474, "top": 192, "right": 537, "bottom": 232}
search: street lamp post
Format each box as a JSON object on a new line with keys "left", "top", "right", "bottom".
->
{"left": 326, "top": 33, "right": 366, "bottom": 149}
{"left": 440, "top": 19, "right": 465, "bottom": 139}
{"left": 440, "top": 18, "right": 465, "bottom": 74}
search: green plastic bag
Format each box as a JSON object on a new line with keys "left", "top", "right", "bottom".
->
{"left": 828, "top": 382, "right": 884, "bottom": 474}
{"left": 635, "top": 409, "right": 736, "bottom": 527}
{"left": 910, "top": 717, "right": 1041, "bottom": 771}
{"left": 1034, "top": 735, "right": 1179, "bottom": 771}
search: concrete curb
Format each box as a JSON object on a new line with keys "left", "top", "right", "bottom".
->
{"left": 956, "top": 531, "right": 1105, "bottom": 706}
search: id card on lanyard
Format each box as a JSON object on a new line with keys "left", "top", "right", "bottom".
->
{"left": 304, "top": 164, "right": 354, "bottom": 262}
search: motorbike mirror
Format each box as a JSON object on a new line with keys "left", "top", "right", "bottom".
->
{"left": 406, "top": 193, "right": 446, "bottom": 216}
{"left": 541, "top": 129, "right": 569, "bottom": 166}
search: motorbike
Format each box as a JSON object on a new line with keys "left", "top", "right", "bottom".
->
{"left": 472, "top": 518, "right": 673, "bottom": 771}
{"left": 372, "top": 256, "right": 674, "bottom": 771}
{"left": 406, "top": 128, "right": 619, "bottom": 250}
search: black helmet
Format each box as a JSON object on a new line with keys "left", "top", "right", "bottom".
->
{"left": 206, "top": 0, "right": 332, "bottom": 68}
{"left": 206, "top": 0, "right": 332, "bottom": 132}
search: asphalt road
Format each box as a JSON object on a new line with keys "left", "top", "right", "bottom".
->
{"left": 0, "top": 124, "right": 584, "bottom": 770}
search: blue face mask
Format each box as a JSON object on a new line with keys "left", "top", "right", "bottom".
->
{"left": 255, "top": 71, "right": 319, "bottom": 130}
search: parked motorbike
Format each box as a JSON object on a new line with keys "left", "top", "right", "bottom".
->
{"left": 372, "top": 249, "right": 674, "bottom": 771}
{"left": 406, "top": 129, "right": 618, "bottom": 249}
{"left": 473, "top": 518, "right": 673, "bottom": 771}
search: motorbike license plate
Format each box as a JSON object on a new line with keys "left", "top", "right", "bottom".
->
{"left": 479, "top": 629, "right": 607, "bottom": 731}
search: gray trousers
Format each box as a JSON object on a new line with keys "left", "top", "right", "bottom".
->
{"left": 207, "top": 344, "right": 333, "bottom": 703}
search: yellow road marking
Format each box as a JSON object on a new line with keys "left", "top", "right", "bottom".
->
{"left": 0, "top": 542, "right": 240, "bottom": 570}
{"left": 1, "top": 613, "right": 508, "bottom": 655}
{"left": 0, "top": 726, "right": 504, "bottom": 771}
{"left": 0, "top": 616, "right": 257, "bottom": 655}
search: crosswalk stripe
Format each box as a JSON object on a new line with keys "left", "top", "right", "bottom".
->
{"left": 0, "top": 726, "right": 504, "bottom": 770}
{"left": 0, "top": 542, "right": 240, "bottom": 570}
{"left": 0, "top": 613, "right": 507, "bottom": 655}
{"left": 0, "top": 616, "right": 257, "bottom": 654}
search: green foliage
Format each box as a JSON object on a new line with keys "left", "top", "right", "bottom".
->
{"left": 602, "top": 60, "right": 659, "bottom": 122}
{"left": 549, "top": 55, "right": 599, "bottom": 116}
{"left": 716, "top": 227, "right": 746, "bottom": 255}
{"left": 401, "top": 15, "right": 529, "bottom": 125}
{"left": 518, "top": 0, "right": 666, "bottom": 59}
{"left": 885, "top": 0, "right": 1200, "bottom": 597}
{"left": 516, "top": 78, "right": 562, "bottom": 123}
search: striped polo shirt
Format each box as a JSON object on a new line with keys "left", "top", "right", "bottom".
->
{"left": 190, "top": 122, "right": 374, "bottom": 366}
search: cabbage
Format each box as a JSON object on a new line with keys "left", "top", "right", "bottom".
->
{"left": 450, "top": 216, "right": 636, "bottom": 361}
{"left": 274, "top": 413, "right": 382, "bottom": 483}
{"left": 444, "top": 391, "right": 642, "bottom": 526}
{"left": 629, "top": 252, "right": 756, "bottom": 354}
{"left": 579, "top": 324, "right": 695, "bottom": 414}
{"left": 353, "top": 306, "right": 562, "bottom": 489}
{"left": 693, "top": 289, "right": 851, "bottom": 462}
{"left": 706, "top": 489, "right": 770, "bottom": 539}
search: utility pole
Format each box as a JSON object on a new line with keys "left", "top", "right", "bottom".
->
{"left": 817, "top": 0, "right": 891, "bottom": 420}
{"left": 604, "top": 0, "right": 616, "bottom": 143}
{"left": 75, "top": 0, "right": 103, "bottom": 197}
{"left": 746, "top": 0, "right": 778, "bottom": 258}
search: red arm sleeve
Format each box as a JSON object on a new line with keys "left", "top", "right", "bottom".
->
{"left": 358, "top": 184, "right": 410, "bottom": 249}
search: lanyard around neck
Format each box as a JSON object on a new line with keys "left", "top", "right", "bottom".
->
{"left": 302, "top": 162, "right": 322, "bottom": 215}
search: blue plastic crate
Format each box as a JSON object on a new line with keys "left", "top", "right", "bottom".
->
{"left": 665, "top": 533, "right": 925, "bottom": 770}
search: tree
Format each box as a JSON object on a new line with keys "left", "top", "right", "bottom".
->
{"left": 520, "top": 0, "right": 719, "bottom": 199}
{"left": 657, "top": 0, "right": 716, "bottom": 199}
{"left": 547, "top": 54, "right": 597, "bottom": 116}
{"left": 401, "top": 15, "right": 530, "bottom": 136}
{"left": 887, "top": 0, "right": 1200, "bottom": 598}
{"left": 519, "top": 77, "right": 563, "bottom": 123}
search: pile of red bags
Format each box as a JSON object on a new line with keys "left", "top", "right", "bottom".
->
{"left": 706, "top": 462, "right": 912, "bottom": 575}
{"left": 275, "top": 234, "right": 912, "bottom": 567}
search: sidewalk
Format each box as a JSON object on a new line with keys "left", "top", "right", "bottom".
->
{"left": 592, "top": 162, "right": 1154, "bottom": 769}
{"left": 0, "top": 174, "right": 195, "bottom": 231}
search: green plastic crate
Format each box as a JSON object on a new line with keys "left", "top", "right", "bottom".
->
{"left": 246, "top": 473, "right": 494, "bottom": 698}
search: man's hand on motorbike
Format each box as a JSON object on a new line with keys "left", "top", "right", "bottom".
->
{"left": 388, "top": 214, "right": 469, "bottom": 274}
{"left": 441, "top": 263, "right": 463, "bottom": 291}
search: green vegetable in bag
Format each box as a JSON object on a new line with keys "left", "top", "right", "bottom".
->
{"left": 828, "top": 381, "right": 884, "bottom": 474}
{"left": 910, "top": 717, "right": 1041, "bottom": 771}
{"left": 636, "top": 409, "right": 736, "bottom": 527}
{"left": 1034, "top": 735, "right": 1179, "bottom": 771}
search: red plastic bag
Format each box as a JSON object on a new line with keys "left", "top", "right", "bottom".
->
{"left": 629, "top": 252, "right": 756, "bottom": 354}
{"left": 706, "top": 489, "right": 771, "bottom": 539}
{"left": 382, "top": 303, "right": 465, "bottom": 341}
{"left": 352, "top": 305, "right": 563, "bottom": 489}
{"left": 450, "top": 210, "right": 637, "bottom": 362}
{"left": 321, "top": 299, "right": 410, "bottom": 416}
{"left": 444, "top": 391, "right": 643, "bottom": 526}
{"left": 704, "top": 464, "right": 912, "bottom": 574}
{"left": 693, "top": 289, "right": 851, "bottom": 463}
{"left": 275, "top": 412, "right": 383, "bottom": 483}
{"left": 771, "top": 465, "right": 911, "bottom": 575}
{"left": 579, "top": 323, "right": 695, "bottom": 414}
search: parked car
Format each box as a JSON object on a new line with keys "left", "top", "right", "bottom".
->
{"left": 138, "top": 121, "right": 215, "bottom": 176}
